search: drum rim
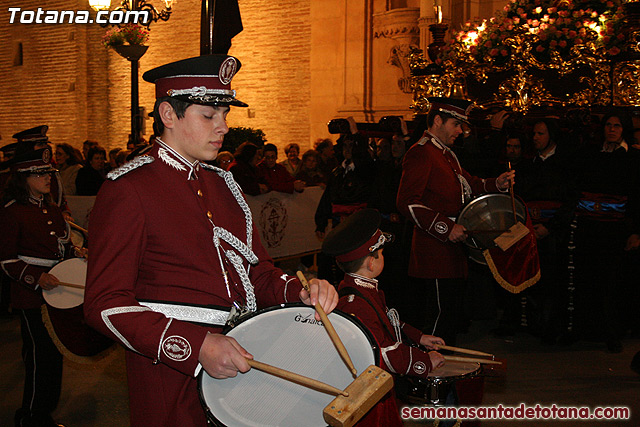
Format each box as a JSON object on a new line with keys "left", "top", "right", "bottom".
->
{"left": 427, "top": 362, "right": 482, "bottom": 383}
{"left": 197, "top": 302, "right": 380, "bottom": 427}
{"left": 457, "top": 193, "right": 527, "bottom": 251}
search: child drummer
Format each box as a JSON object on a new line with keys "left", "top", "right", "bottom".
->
{"left": 322, "top": 208, "right": 446, "bottom": 426}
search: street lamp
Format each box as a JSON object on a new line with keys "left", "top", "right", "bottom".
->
{"left": 88, "top": 0, "right": 175, "bottom": 145}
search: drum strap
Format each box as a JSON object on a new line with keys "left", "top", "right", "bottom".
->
{"left": 138, "top": 301, "right": 230, "bottom": 326}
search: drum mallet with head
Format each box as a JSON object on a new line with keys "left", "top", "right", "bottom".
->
{"left": 247, "top": 358, "right": 394, "bottom": 427}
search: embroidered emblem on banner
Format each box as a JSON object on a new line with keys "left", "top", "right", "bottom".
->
{"left": 219, "top": 57, "right": 238, "bottom": 85}
{"left": 413, "top": 361, "right": 427, "bottom": 375}
{"left": 259, "top": 198, "right": 288, "bottom": 248}
{"left": 162, "top": 336, "right": 191, "bottom": 361}
{"left": 42, "top": 149, "right": 51, "bottom": 163}
{"left": 434, "top": 221, "right": 448, "bottom": 234}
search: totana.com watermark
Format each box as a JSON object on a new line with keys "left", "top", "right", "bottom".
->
{"left": 8, "top": 7, "right": 150, "bottom": 25}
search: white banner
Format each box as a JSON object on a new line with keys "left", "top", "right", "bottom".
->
{"left": 246, "top": 186, "right": 323, "bottom": 259}
{"left": 66, "top": 188, "right": 324, "bottom": 260}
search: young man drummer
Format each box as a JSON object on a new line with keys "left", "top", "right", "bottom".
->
{"left": 83, "top": 55, "right": 338, "bottom": 427}
{"left": 322, "top": 208, "right": 446, "bottom": 426}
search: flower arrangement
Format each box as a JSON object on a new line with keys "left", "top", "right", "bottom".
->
{"left": 443, "top": 0, "right": 625, "bottom": 65}
{"left": 101, "top": 24, "right": 149, "bottom": 48}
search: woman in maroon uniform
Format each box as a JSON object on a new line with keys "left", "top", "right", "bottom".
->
{"left": 0, "top": 147, "right": 71, "bottom": 427}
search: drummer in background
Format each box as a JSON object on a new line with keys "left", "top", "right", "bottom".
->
{"left": 11, "top": 125, "right": 73, "bottom": 222}
{"left": 0, "top": 147, "right": 71, "bottom": 427}
{"left": 83, "top": 54, "right": 338, "bottom": 427}
{"left": 396, "top": 97, "right": 515, "bottom": 346}
{"left": 323, "top": 208, "right": 445, "bottom": 426}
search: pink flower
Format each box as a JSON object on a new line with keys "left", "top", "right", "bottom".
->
{"left": 617, "top": 33, "right": 625, "bottom": 40}
{"left": 550, "top": 40, "right": 558, "bottom": 47}
{"left": 471, "top": 46, "right": 478, "bottom": 54}
{"left": 491, "top": 32, "right": 498, "bottom": 39}
{"left": 608, "top": 46, "right": 621, "bottom": 55}
{"left": 536, "top": 45, "right": 545, "bottom": 52}
{"left": 559, "top": 40, "right": 567, "bottom": 48}
{"left": 539, "top": 31, "right": 548, "bottom": 40}
{"left": 489, "top": 48, "right": 499, "bottom": 56}
{"left": 603, "top": 35, "right": 611, "bottom": 43}
{"left": 606, "top": 1, "right": 614, "bottom": 7}
{"left": 517, "top": 7, "right": 524, "bottom": 14}
{"left": 556, "top": 31, "right": 563, "bottom": 37}
{"left": 504, "top": 5, "right": 510, "bottom": 12}
{"left": 569, "top": 30, "right": 577, "bottom": 38}
{"left": 484, "top": 40, "right": 493, "bottom": 47}
{"left": 501, "top": 49, "right": 509, "bottom": 56}
{"left": 547, "top": 7, "right": 557, "bottom": 14}
{"left": 574, "top": 38, "right": 583, "bottom": 44}
{"left": 513, "top": 17, "right": 520, "bottom": 24}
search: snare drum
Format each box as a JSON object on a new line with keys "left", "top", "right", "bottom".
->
{"left": 397, "top": 361, "right": 481, "bottom": 406}
{"left": 41, "top": 258, "right": 115, "bottom": 363}
{"left": 458, "top": 194, "right": 527, "bottom": 265}
{"left": 198, "top": 304, "right": 378, "bottom": 427}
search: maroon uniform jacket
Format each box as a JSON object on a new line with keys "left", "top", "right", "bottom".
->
{"left": 0, "top": 198, "right": 70, "bottom": 309}
{"left": 397, "top": 132, "right": 504, "bottom": 278}
{"left": 84, "top": 141, "right": 303, "bottom": 427}
{"left": 337, "top": 274, "right": 438, "bottom": 426}
{"left": 257, "top": 161, "right": 296, "bottom": 193}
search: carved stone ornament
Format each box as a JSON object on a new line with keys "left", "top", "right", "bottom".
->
{"left": 373, "top": 8, "right": 421, "bottom": 93}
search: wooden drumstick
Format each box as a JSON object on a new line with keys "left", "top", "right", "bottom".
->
{"left": 67, "top": 221, "right": 88, "bottom": 235}
{"left": 433, "top": 344, "right": 494, "bottom": 357}
{"left": 296, "top": 271, "right": 358, "bottom": 377}
{"left": 247, "top": 359, "right": 348, "bottom": 397}
{"left": 57, "top": 281, "right": 85, "bottom": 290}
{"left": 443, "top": 355, "right": 502, "bottom": 365}
{"left": 507, "top": 161, "right": 517, "bottom": 224}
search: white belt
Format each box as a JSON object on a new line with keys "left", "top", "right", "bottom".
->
{"left": 18, "top": 255, "right": 60, "bottom": 268}
{"left": 139, "top": 301, "right": 230, "bottom": 326}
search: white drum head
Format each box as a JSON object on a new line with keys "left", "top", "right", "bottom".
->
{"left": 43, "top": 258, "right": 87, "bottom": 309}
{"left": 199, "top": 305, "right": 376, "bottom": 427}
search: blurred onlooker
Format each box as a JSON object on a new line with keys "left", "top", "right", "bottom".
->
{"left": 631, "top": 128, "right": 640, "bottom": 150}
{"left": 215, "top": 151, "right": 234, "bottom": 171}
{"left": 229, "top": 142, "right": 268, "bottom": 196}
{"left": 55, "top": 143, "right": 83, "bottom": 196}
{"left": 257, "top": 143, "right": 304, "bottom": 193}
{"left": 82, "top": 140, "right": 98, "bottom": 161}
{"left": 295, "top": 149, "right": 326, "bottom": 188}
{"left": 505, "top": 133, "right": 525, "bottom": 167}
{"left": 108, "top": 148, "right": 122, "bottom": 171}
{"left": 115, "top": 150, "right": 131, "bottom": 168}
{"left": 315, "top": 138, "right": 338, "bottom": 178}
{"left": 280, "top": 143, "right": 302, "bottom": 176}
{"left": 76, "top": 145, "right": 106, "bottom": 195}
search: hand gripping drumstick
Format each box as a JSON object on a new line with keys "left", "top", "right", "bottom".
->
{"left": 297, "top": 271, "right": 358, "bottom": 377}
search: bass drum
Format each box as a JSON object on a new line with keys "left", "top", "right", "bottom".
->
{"left": 198, "top": 304, "right": 378, "bottom": 427}
{"left": 42, "top": 258, "right": 115, "bottom": 363}
{"left": 457, "top": 194, "right": 527, "bottom": 265}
